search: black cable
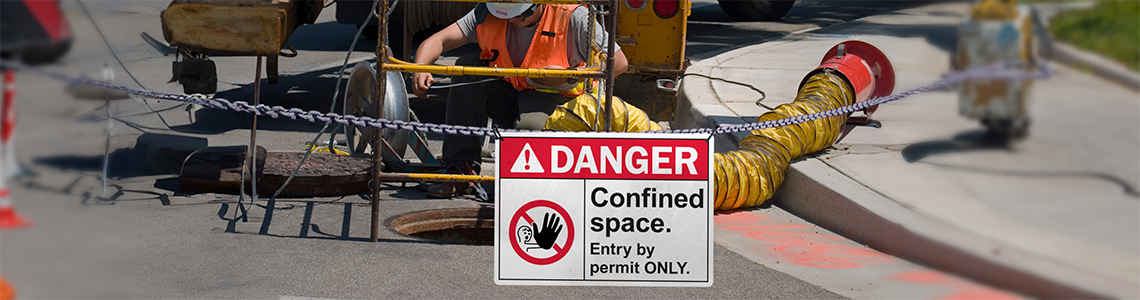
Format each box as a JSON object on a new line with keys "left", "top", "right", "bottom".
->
{"left": 271, "top": 0, "right": 383, "bottom": 201}
{"left": 77, "top": 0, "right": 192, "bottom": 133}
{"left": 679, "top": 73, "right": 772, "bottom": 110}
{"left": 76, "top": 0, "right": 146, "bottom": 90}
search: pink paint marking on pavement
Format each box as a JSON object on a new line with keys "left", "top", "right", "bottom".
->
{"left": 891, "top": 271, "right": 1021, "bottom": 300}
{"left": 716, "top": 211, "right": 893, "bottom": 269}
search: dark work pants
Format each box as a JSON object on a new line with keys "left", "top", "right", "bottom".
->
{"left": 442, "top": 54, "right": 569, "bottom": 173}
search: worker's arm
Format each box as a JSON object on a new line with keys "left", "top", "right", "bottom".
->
{"left": 612, "top": 49, "right": 628, "bottom": 76}
{"left": 412, "top": 23, "right": 470, "bottom": 98}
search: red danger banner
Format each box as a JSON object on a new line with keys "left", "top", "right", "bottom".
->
{"left": 499, "top": 137, "right": 710, "bottom": 180}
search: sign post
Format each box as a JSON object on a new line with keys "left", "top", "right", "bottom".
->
{"left": 495, "top": 132, "right": 713, "bottom": 286}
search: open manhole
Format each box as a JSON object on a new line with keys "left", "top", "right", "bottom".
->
{"left": 388, "top": 207, "right": 494, "bottom": 245}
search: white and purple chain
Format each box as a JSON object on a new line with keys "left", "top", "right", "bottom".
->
{"left": 0, "top": 60, "right": 1048, "bottom": 137}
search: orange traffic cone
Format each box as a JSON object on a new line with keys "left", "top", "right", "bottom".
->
{"left": 2, "top": 70, "right": 19, "bottom": 178}
{"left": 0, "top": 275, "right": 15, "bottom": 300}
{"left": 0, "top": 69, "right": 27, "bottom": 230}
{"left": 0, "top": 184, "right": 29, "bottom": 230}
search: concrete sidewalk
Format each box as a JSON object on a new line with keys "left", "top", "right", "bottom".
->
{"left": 677, "top": 2, "right": 1140, "bottom": 299}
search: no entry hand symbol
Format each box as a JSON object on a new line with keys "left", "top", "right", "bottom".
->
{"left": 510, "top": 200, "right": 574, "bottom": 265}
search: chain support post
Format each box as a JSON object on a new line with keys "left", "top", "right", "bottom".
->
{"left": 248, "top": 56, "right": 262, "bottom": 207}
{"left": 371, "top": 0, "right": 389, "bottom": 243}
{"left": 602, "top": 0, "right": 618, "bottom": 131}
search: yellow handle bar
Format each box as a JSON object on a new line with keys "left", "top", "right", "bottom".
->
{"left": 382, "top": 56, "right": 606, "bottom": 78}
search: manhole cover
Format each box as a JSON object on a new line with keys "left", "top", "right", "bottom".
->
{"left": 259, "top": 152, "right": 372, "bottom": 197}
{"left": 388, "top": 207, "right": 494, "bottom": 245}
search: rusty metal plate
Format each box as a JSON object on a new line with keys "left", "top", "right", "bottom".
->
{"left": 160, "top": 1, "right": 296, "bottom": 56}
{"left": 179, "top": 146, "right": 266, "bottom": 194}
{"left": 257, "top": 152, "right": 373, "bottom": 198}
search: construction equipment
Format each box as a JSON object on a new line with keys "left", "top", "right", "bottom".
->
{"left": 160, "top": 0, "right": 326, "bottom": 92}
{"left": 954, "top": 0, "right": 1043, "bottom": 140}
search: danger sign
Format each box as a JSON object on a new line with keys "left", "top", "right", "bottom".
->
{"left": 495, "top": 132, "right": 713, "bottom": 286}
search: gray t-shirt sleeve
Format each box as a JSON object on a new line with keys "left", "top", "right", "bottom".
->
{"left": 568, "top": 6, "right": 619, "bottom": 66}
{"left": 456, "top": 9, "right": 479, "bottom": 43}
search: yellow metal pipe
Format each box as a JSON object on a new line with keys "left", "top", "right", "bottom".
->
{"left": 383, "top": 56, "right": 604, "bottom": 78}
{"left": 377, "top": 172, "right": 496, "bottom": 183}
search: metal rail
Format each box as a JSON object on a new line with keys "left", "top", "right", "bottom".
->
{"left": 378, "top": 173, "right": 496, "bottom": 183}
{"left": 383, "top": 55, "right": 605, "bottom": 78}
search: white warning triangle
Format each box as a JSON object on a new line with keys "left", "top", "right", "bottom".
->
{"left": 510, "top": 143, "right": 544, "bottom": 173}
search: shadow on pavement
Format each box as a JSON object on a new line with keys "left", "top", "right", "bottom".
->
{"left": 902, "top": 130, "right": 1140, "bottom": 198}
{"left": 215, "top": 201, "right": 454, "bottom": 245}
{"left": 33, "top": 148, "right": 152, "bottom": 179}
{"left": 900, "top": 129, "right": 1010, "bottom": 162}
{"left": 173, "top": 65, "right": 348, "bottom": 134}
{"left": 817, "top": 21, "right": 959, "bottom": 53}
{"left": 686, "top": 1, "right": 940, "bottom": 57}
{"left": 287, "top": 21, "right": 379, "bottom": 53}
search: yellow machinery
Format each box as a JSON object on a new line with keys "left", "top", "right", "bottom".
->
{"left": 161, "top": 0, "right": 326, "bottom": 91}
{"left": 614, "top": 0, "right": 690, "bottom": 120}
{"left": 954, "top": 0, "right": 1042, "bottom": 140}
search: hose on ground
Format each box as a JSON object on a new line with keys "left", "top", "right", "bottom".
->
{"left": 542, "top": 69, "right": 853, "bottom": 210}
{"left": 714, "top": 70, "right": 854, "bottom": 210}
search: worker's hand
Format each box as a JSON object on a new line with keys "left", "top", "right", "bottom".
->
{"left": 412, "top": 72, "right": 434, "bottom": 98}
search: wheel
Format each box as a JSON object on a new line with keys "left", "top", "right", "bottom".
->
{"left": 982, "top": 118, "right": 1030, "bottom": 141}
{"left": 716, "top": 0, "right": 796, "bottom": 21}
{"left": 19, "top": 39, "right": 72, "bottom": 65}
{"left": 344, "top": 62, "right": 378, "bottom": 156}
{"left": 343, "top": 62, "right": 410, "bottom": 163}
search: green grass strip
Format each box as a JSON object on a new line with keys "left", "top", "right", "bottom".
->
{"left": 1049, "top": 0, "right": 1140, "bottom": 71}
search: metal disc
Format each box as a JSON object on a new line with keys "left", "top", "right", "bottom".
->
{"left": 343, "top": 62, "right": 410, "bottom": 162}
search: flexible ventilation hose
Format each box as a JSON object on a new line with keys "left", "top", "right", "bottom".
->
{"left": 543, "top": 70, "right": 855, "bottom": 210}
{"left": 544, "top": 40, "right": 889, "bottom": 211}
{"left": 544, "top": 92, "right": 662, "bottom": 132}
{"left": 714, "top": 70, "right": 855, "bottom": 210}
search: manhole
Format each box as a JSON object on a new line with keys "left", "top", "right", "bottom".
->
{"left": 388, "top": 207, "right": 494, "bottom": 245}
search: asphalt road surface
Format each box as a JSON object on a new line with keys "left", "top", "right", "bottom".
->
{"left": 2, "top": 1, "right": 940, "bottom": 298}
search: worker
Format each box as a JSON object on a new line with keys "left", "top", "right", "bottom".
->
{"left": 411, "top": 2, "right": 628, "bottom": 198}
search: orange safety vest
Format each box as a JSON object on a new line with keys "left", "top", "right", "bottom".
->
{"left": 476, "top": 4, "right": 592, "bottom": 97}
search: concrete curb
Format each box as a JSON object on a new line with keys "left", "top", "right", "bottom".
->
{"left": 1034, "top": 1, "right": 1140, "bottom": 92}
{"left": 770, "top": 159, "right": 1111, "bottom": 299}
{"left": 677, "top": 7, "right": 1131, "bottom": 299}
{"left": 1049, "top": 41, "right": 1140, "bottom": 92}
